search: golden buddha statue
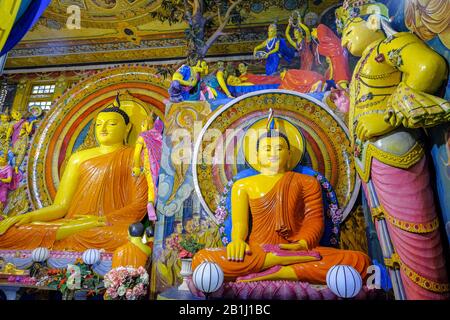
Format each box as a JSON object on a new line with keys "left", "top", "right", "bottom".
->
{"left": 193, "top": 112, "right": 370, "bottom": 283}
{"left": 0, "top": 104, "right": 148, "bottom": 252}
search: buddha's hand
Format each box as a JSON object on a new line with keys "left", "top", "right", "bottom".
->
{"left": 279, "top": 239, "right": 309, "bottom": 251}
{"left": 226, "top": 240, "right": 251, "bottom": 262}
{"left": 0, "top": 214, "right": 33, "bottom": 234}
{"left": 355, "top": 114, "right": 395, "bottom": 141}
{"left": 72, "top": 215, "right": 108, "bottom": 227}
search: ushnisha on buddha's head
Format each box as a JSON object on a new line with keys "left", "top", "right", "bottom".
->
{"left": 95, "top": 96, "right": 131, "bottom": 146}
{"left": 336, "top": 0, "right": 389, "bottom": 57}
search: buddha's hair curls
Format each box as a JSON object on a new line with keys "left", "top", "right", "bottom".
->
{"left": 256, "top": 130, "right": 291, "bottom": 150}
{"left": 100, "top": 106, "right": 130, "bottom": 125}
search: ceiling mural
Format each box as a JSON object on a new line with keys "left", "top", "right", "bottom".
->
{"left": 5, "top": 0, "right": 342, "bottom": 69}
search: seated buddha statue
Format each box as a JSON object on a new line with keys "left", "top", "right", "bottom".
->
{"left": 0, "top": 103, "right": 148, "bottom": 252}
{"left": 193, "top": 112, "right": 370, "bottom": 283}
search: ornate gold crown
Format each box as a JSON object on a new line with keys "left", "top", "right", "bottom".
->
{"left": 335, "top": 0, "right": 389, "bottom": 34}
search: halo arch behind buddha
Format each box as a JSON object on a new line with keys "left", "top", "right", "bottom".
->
{"left": 27, "top": 65, "right": 170, "bottom": 210}
{"left": 192, "top": 89, "right": 360, "bottom": 223}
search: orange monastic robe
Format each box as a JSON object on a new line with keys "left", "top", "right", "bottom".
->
{"left": 193, "top": 172, "right": 370, "bottom": 283}
{"left": 112, "top": 241, "right": 150, "bottom": 268}
{"left": 0, "top": 147, "right": 148, "bottom": 252}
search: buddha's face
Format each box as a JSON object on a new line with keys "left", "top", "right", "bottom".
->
{"left": 175, "top": 223, "right": 183, "bottom": 234}
{"left": 95, "top": 112, "right": 129, "bottom": 146}
{"left": 238, "top": 63, "right": 247, "bottom": 75}
{"left": 11, "top": 111, "right": 22, "bottom": 121}
{"left": 268, "top": 25, "right": 277, "bottom": 38}
{"left": 257, "top": 136, "right": 290, "bottom": 173}
{"left": 294, "top": 29, "right": 302, "bottom": 40}
{"left": 341, "top": 18, "right": 384, "bottom": 57}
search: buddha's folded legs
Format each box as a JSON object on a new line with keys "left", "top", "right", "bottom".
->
{"left": 193, "top": 244, "right": 370, "bottom": 284}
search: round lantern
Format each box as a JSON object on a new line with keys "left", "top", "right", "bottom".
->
{"left": 326, "top": 265, "right": 363, "bottom": 298}
{"left": 82, "top": 249, "right": 101, "bottom": 265}
{"left": 192, "top": 261, "right": 224, "bottom": 295}
{"left": 31, "top": 247, "right": 50, "bottom": 262}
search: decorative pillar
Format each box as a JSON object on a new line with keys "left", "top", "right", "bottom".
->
{"left": 11, "top": 79, "right": 29, "bottom": 114}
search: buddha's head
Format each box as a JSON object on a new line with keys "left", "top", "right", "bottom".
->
{"left": 256, "top": 130, "right": 291, "bottom": 174}
{"left": 95, "top": 105, "right": 131, "bottom": 146}
{"left": 11, "top": 111, "right": 22, "bottom": 121}
{"left": 238, "top": 63, "right": 248, "bottom": 75}
{"left": 0, "top": 113, "right": 10, "bottom": 123}
{"left": 268, "top": 23, "right": 277, "bottom": 38}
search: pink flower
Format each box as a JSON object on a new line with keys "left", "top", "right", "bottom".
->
{"left": 107, "top": 288, "right": 118, "bottom": 299}
{"left": 179, "top": 249, "right": 192, "bottom": 259}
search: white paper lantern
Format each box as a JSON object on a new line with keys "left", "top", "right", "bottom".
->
{"left": 192, "top": 261, "right": 224, "bottom": 294}
{"left": 326, "top": 265, "right": 363, "bottom": 298}
{"left": 82, "top": 249, "right": 101, "bottom": 265}
{"left": 31, "top": 247, "right": 50, "bottom": 262}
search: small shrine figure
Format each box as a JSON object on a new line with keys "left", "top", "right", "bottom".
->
{"left": 285, "top": 13, "right": 315, "bottom": 71}
{"left": 0, "top": 154, "right": 13, "bottom": 214}
{"left": 168, "top": 61, "right": 209, "bottom": 102}
{"left": 253, "top": 23, "right": 295, "bottom": 75}
{"left": 133, "top": 115, "right": 164, "bottom": 222}
{"left": 0, "top": 113, "right": 12, "bottom": 155}
{"left": 112, "top": 222, "right": 153, "bottom": 269}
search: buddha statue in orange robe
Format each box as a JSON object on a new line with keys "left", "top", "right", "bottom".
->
{"left": 193, "top": 118, "right": 370, "bottom": 283}
{"left": 0, "top": 105, "right": 148, "bottom": 252}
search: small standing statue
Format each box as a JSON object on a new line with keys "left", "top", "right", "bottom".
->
{"left": 0, "top": 113, "right": 12, "bottom": 155}
{"left": 253, "top": 23, "right": 295, "bottom": 75}
{"left": 168, "top": 61, "right": 209, "bottom": 102}
{"left": 133, "top": 114, "right": 164, "bottom": 222}
{"left": 285, "top": 12, "right": 315, "bottom": 71}
{"left": 0, "top": 154, "right": 13, "bottom": 214}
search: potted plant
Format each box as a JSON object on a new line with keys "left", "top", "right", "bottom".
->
{"left": 178, "top": 235, "right": 204, "bottom": 291}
